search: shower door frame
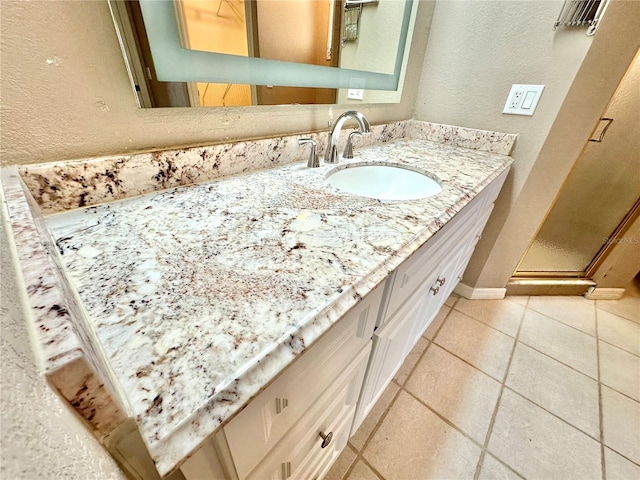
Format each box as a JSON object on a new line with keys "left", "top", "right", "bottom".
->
{"left": 513, "top": 198, "right": 640, "bottom": 280}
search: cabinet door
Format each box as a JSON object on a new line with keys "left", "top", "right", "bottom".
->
{"left": 225, "top": 283, "right": 383, "bottom": 479}
{"left": 247, "top": 346, "right": 369, "bottom": 480}
{"left": 352, "top": 280, "right": 435, "bottom": 433}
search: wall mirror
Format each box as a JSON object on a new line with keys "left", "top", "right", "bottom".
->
{"left": 109, "top": 0, "right": 419, "bottom": 107}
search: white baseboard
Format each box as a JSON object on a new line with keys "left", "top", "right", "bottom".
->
{"left": 454, "top": 282, "right": 507, "bottom": 300}
{"left": 584, "top": 287, "right": 625, "bottom": 300}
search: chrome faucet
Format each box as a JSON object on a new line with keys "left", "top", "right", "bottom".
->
{"left": 324, "top": 111, "right": 371, "bottom": 164}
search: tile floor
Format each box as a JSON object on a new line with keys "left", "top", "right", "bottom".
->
{"left": 326, "top": 282, "right": 640, "bottom": 480}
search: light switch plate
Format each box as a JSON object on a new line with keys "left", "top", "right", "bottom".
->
{"left": 347, "top": 89, "right": 364, "bottom": 100}
{"left": 503, "top": 84, "right": 544, "bottom": 116}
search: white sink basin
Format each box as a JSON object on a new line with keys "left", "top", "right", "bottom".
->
{"left": 327, "top": 164, "right": 442, "bottom": 201}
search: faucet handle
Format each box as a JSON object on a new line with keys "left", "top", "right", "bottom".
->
{"left": 343, "top": 131, "right": 363, "bottom": 159}
{"left": 298, "top": 138, "right": 319, "bottom": 168}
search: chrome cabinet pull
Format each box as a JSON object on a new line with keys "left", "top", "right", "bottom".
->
{"left": 589, "top": 117, "right": 614, "bottom": 142}
{"left": 430, "top": 286, "right": 439, "bottom": 296}
{"left": 281, "top": 461, "right": 292, "bottom": 479}
{"left": 319, "top": 431, "right": 333, "bottom": 448}
{"left": 436, "top": 277, "right": 446, "bottom": 287}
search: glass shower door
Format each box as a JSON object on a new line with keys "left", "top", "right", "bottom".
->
{"left": 516, "top": 49, "right": 640, "bottom": 276}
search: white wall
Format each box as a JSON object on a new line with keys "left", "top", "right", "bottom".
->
{"left": 0, "top": 206, "right": 127, "bottom": 480}
{"left": 415, "top": 0, "right": 640, "bottom": 288}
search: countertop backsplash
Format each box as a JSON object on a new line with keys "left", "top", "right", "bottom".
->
{"left": 18, "top": 120, "right": 515, "bottom": 215}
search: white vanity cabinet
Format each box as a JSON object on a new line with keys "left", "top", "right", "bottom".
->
{"left": 352, "top": 169, "right": 508, "bottom": 432}
{"left": 179, "top": 169, "right": 508, "bottom": 480}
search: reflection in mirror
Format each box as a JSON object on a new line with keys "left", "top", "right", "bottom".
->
{"left": 108, "top": 0, "right": 418, "bottom": 108}
{"left": 180, "top": 0, "right": 341, "bottom": 105}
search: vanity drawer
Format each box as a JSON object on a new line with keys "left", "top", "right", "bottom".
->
{"left": 385, "top": 197, "right": 487, "bottom": 319}
{"left": 224, "top": 283, "right": 383, "bottom": 479}
{"left": 245, "top": 345, "right": 369, "bottom": 480}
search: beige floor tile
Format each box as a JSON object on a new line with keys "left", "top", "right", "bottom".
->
{"left": 604, "top": 447, "right": 640, "bottom": 480}
{"left": 344, "top": 460, "right": 380, "bottom": 480}
{"left": 444, "top": 293, "right": 459, "bottom": 308}
{"left": 602, "top": 386, "right": 640, "bottom": 464}
{"left": 597, "top": 295, "right": 640, "bottom": 324}
{"left": 478, "top": 454, "right": 524, "bottom": 480}
{"left": 423, "top": 305, "right": 450, "bottom": 340}
{"left": 600, "top": 341, "right": 640, "bottom": 402}
{"left": 405, "top": 344, "right": 501, "bottom": 443}
{"left": 506, "top": 296, "right": 528, "bottom": 306}
{"left": 325, "top": 445, "right": 357, "bottom": 480}
{"left": 363, "top": 391, "right": 481, "bottom": 480}
{"left": 435, "top": 310, "right": 514, "bottom": 380}
{"left": 519, "top": 309, "right": 598, "bottom": 378}
{"left": 527, "top": 296, "right": 596, "bottom": 336}
{"left": 394, "top": 336, "right": 428, "bottom": 386}
{"left": 454, "top": 298, "right": 524, "bottom": 337}
{"left": 349, "top": 381, "right": 400, "bottom": 450}
{"left": 506, "top": 342, "right": 599, "bottom": 438}
{"left": 598, "top": 309, "right": 640, "bottom": 356}
{"left": 488, "top": 389, "right": 602, "bottom": 480}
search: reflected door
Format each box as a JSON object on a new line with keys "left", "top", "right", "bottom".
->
{"left": 517, "top": 49, "right": 640, "bottom": 276}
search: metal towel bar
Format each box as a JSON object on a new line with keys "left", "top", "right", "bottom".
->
{"left": 554, "top": 0, "right": 610, "bottom": 36}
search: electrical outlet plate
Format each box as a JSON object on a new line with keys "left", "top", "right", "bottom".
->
{"left": 503, "top": 84, "right": 544, "bottom": 116}
{"left": 347, "top": 89, "right": 364, "bottom": 100}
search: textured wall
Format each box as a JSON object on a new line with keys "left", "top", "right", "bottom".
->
{"left": 0, "top": 0, "right": 430, "bottom": 166}
{"left": 415, "top": 0, "right": 640, "bottom": 288}
{"left": 0, "top": 204, "right": 127, "bottom": 479}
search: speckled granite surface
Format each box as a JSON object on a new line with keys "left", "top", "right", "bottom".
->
{"left": 2, "top": 121, "right": 515, "bottom": 476}
{"left": 0, "top": 169, "right": 127, "bottom": 435}
{"left": 48, "top": 140, "right": 510, "bottom": 475}
{"left": 19, "top": 120, "right": 516, "bottom": 215}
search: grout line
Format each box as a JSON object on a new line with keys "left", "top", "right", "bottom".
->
{"left": 448, "top": 306, "right": 520, "bottom": 339}
{"left": 344, "top": 294, "right": 640, "bottom": 480}
{"left": 357, "top": 454, "right": 386, "bottom": 480}
{"left": 504, "top": 386, "right": 602, "bottom": 443}
{"left": 516, "top": 336, "right": 640, "bottom": 403}
{"left": 426, "top": 306, "right": 636, "bottom": 444}
{"left": 427, "top": 300, "right": 457, "bottom": 342}
{"left": 344, "top": 300, "right": 459, "bottom": 463}
{"left": 338, "top": 445, "right": 360, "bottom": 480}
{"left": 600, "top": 382, "right": 640, "bottom": 404}
{"left": 402, "top": 388, "right": 486, "bottom": 450}
{"left": 526, "top": 303, "right": 600, "bottom": 338}
{"left": 351, "top": 379, "right": 403, "bottom": 455}
{"left": 602, "top": 445, "right": 640, "bottom": 469}
{"left": 595, "top": 306, "right": 607, "bottom": 480}
{"left": 396, "top": 336, "right": 433, "bottom": 388}
{"left": 432, "top": 341, "right": 505, "bottom": 383}
{"left": 399, "top": 386, "right": 529, "bottom": 479}
{"left": 516, "top": 336, "right": 598, "bottom": 381}
{"left": 473, "top": 300, "right": 527, "bottom": 480}
{"left": 483, "top": 452, "right": 527, "bottom": 480}
{"left": 595, "top": 298, "right": 640, "bottom": 325}
{"left": 598, "top": 337, "right": 640, "bottom": 359}
{"left": 447, "top": 294, "right": 460, "bottom": 309}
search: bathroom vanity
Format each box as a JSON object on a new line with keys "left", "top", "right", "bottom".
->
{"left": 180, "top": 165, "right": 508, "bottom": 480}
{"left": 1, "top": 120, "right": 514, "bottom": 479}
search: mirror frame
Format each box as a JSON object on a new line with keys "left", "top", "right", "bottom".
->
{"left": 138, "top": 0, "right": 415, "bottom": 91}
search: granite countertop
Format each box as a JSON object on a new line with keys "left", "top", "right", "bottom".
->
{"left": 42, "top": 138, "right": 511, "bottom": 475}
{"left": 1, "top": 121, "right": 515, "bottom": 476}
